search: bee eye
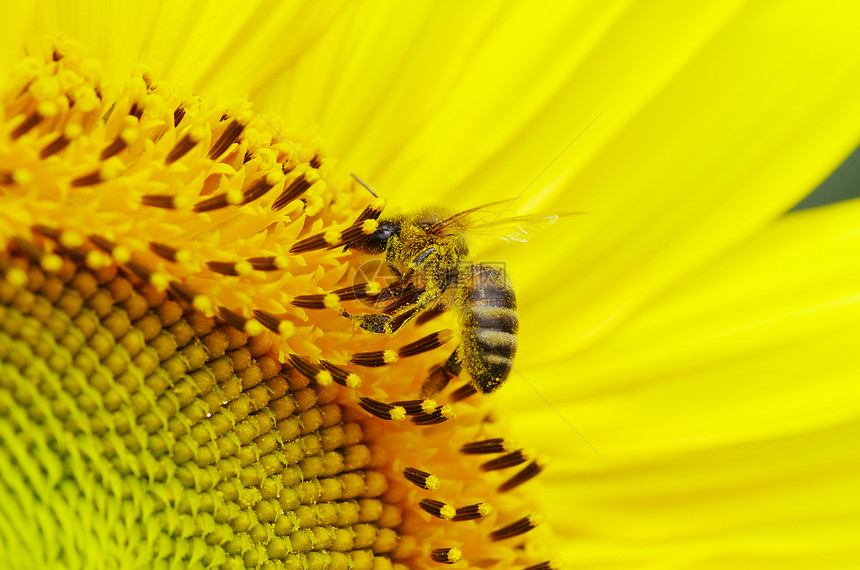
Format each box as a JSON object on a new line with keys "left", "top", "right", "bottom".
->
{"left": 346, "top": 220, "right": 400, "bottom": 253}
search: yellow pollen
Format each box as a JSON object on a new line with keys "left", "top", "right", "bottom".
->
{"left": 100, "top": 157, "right": 124, "bottom": 181}
{"left": 192, "top": 295, "right": 214, "bottom": 315}
{"left": 36, "top": 101, "right": 59, "bottom": 118}
{"left": 272, "top": 255, "right": 288, "bottom": 269}
{"left": 345, "top": 373, "right": 361, "bottom": 388}
{"left": 11, "top": 168, "right": 32, "bottom": 185}
{"left": 424, "top": 474, "right": 441, "bottom": 491}
{"left": 382, "top": 349, "right": 399, "bottom": 364}
{"left": 478, "top": 503, "right": 494, "bottom": 517}
{"left": 365, "top": 281, "right": 382, "bottom": 295}
{"left": 40, "top": 254, "right": 63, "bottom": 272}
{"left": 120, "top": 126, "right": 140, "bottom": 145}
{"left": 421, "top": 399, "right": 437, "bottom": 413}
{"left": 277, "top": 320, "right": 295, "bottom": 338}
{"left": 5, "top": 268, "right": 27, "bottom": 287}
{"left": 361, "top": 219, "right": 379, "bottom": 234}
{"left": 110, "top": 245, "right": 131, "bottom": 264}
{"left": 173, "top": 195, "right": 193, "bottom": 211}
{"left": 85, "top": 250, "right": 112, "bottom": 269}
{"left": 244, "top": 318, "right": 265, "bottom": 336}
{"left": 323, "top": 293, "right": 342, "bottom": 310}
{"left": 174, "top": 249, "right": 193, "bottom": 265}
{"left": 234, "top": 260, "right": 253, "bottom": 276}
{"left": 439, "top": 504, "right": 456, "bottom": 520}
{"left": 447, "top": 548, "right": 463, "bottom": 563}
{"left": 226, "top": 188, "right": 243, "bottom": 205}
{"left": 64, "top": 124, "right": 83, "bottom": 139}
{"left": 265, "top": 169, "right": 285, "bottom": 186}
{"left": 369, "top": 197, "right": 387, "bottom": 211}
{"left": 324, "top": 228, "right": 342, "bottom": 246}
{"left": 187, "top": 123, "right": 207, "bottom": 143}
{"left": 149, "top": 272, "right": 169, "bottom": 291}
{"left": 440, "top": 404, "right": 456, "bottom": 419}
{"left": 59, "top": 230, "right": 85, "bottom": 248}
{"left": 390, "top": 406, "right": 407, "bottom": 421}
{"left": 315, "top": 370, "right": 334, "bottom": 387}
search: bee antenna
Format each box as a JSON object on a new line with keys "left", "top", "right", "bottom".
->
{"left": 351, "top": 174, "right": 378, "bottom": 198}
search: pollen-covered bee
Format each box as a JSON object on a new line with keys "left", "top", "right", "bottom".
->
{"left": 343, "top": 201, "right": 558, "bottom": 395}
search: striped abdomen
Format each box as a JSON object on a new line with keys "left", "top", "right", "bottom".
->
{"left": 460, "top": 263, "right": 518, "bottom": 394}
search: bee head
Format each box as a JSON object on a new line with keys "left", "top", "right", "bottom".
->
{"left": 345, "top": 219, "right": 401, "bottom": 254}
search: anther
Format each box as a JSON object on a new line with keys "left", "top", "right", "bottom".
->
{"left": 288, "top": 355, "right": 333, "bottom": 386}
{"left": 499, "top": 460, "right": 544, "bottom": 493}
{"left": 247, "top": 256, "right": 288, "bottom": 271}
{"left": 208, "top": 117, "right": 246, "bottom": 160}
{"left": 11, "top": 111, "right": 43, "bottom": 139}
{"left": 402, "top": 467, "right": 440, "bottom": 491}
{"left": 207, "top": 261, "right": 240, "bottom": 276}
{"left": 165, "top": 125, "right": 204, "bottom": 163}
{"left": 452, "top": 502, "right": 493, "bottom": 521}
{"left": 252, "top": 309, "right": 295, "bottom": 337}
{"left": 430, "top": 548, "right": 462, "bottom": 564}
{"left": 272, "top": 175, "right": 312, "bottom": 210}
{"left": 460, "top": 438, "right": 510, "bottom": 455}
{"left": 358, "top": 397, "right": 407, "bottom": 421}
{"left": 490, "top": 514, "right": 543, "bottom": 542}
{"left": 419, "top": 499, "right": 456, "bottom": 520}
{"left": 150, "top": 242, "right": 181, "bottom": 262}
{"left": 397, "top": 330, "right": 453, "bottom": 358}
{"left": 173, "top": 106, "right": 186, "bottom": 127}
{"left": 391, "top": 400, "right": 437, "bottom": 416}
{"left": 319, "top": 360, "right": 361, "bottom": 388}
{"left": 241, "top": 170, "right": 283, "bottom": 205}
{"left": 411, "top": 404, "right": 455, "bottom": 426}
{"left": 350, "top": 349, "right": 399, "bottom": 368}
{"left": 481, "top": 449, "right": 528, "bottom": 472}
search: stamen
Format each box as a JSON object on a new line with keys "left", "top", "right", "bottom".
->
{"left": 452, "top": 502, "right": 494, "bottom": 521}
{"left": 165, "top": 124, "right": 204, "bottom": 163}
{"left": 289, "top": 354, "right": 334, "bottom": 387}
{"left": 499, "top": 460, "right": 544, "bottom": 492}
{"left": 430, "top": 548, "right": 462, "bottom": 564}
{"left": 460, "top": 438, "right": 513, "bottom": 455}
{"left": 272, "top": 174, "right": 313, "bottom": 210}
{"left": 319, "top": 360, "right": 362, "bottom": 388}
{"left": 524, "top": 563, "right": 562, "bottom": 570}
{"left": 358, "top": 397, "right": 407, "bottom": 421}
{"left": 419, "top": 499, "right": 456, "bottom": 520}
{"left": 396, "top": 330, "right": 453, "bottom": 357}
{"left": 208, "top": 115, "right": 247, "bottom": 159}
{"left": 411, "top": 404, "right": 456, "bottom": 426}
{"left": 350, "top": 349, "right": 399, "bottom": 368}
{"left": 173, "top": 106, "right": 186, "bottom": 127}
{"left": 247, "top": 255, "right": 289, "bottom": 271}
{"left": 402, "top": 467, "right": 440, "bottom": 491}
{"left": 490, "top": 514, "right": 543, "bottom": 542}
{"left": 252, "top": 309, "right": 295, "bottom": 337}
{"left": 481, "top": 449, "right": 529, "bottom": 472}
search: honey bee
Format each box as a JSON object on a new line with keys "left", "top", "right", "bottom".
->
{"left": 343, "top": 200, "right": 559, "bottom": 395}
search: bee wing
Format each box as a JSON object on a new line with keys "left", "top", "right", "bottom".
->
{"left": 470, "top": 213, "right": 566, "bottom": 243}
{"left": 426, "top": 199, "right": 517, "bottom": 236}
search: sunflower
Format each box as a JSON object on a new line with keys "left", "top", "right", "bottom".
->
{"left": 2, "top": 2, "right": 860, "bottom": 570}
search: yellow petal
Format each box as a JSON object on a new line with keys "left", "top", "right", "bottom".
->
{"left": 261, "top": 2, "right": 860, "bottom": 359}
{"left": 499, "top": 198, "right": 860, "bottom": 567}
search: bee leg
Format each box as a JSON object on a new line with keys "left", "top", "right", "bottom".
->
{"left": 421, "top": 349, "right": 462, "bottom": 398}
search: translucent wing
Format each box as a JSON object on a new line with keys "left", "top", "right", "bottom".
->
{"left": 428, "top": 198, "right": 578, "bottom": 243}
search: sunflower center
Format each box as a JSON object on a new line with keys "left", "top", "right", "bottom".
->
{"left": 0, "top": 40, "right": 552, "bottom": 569}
